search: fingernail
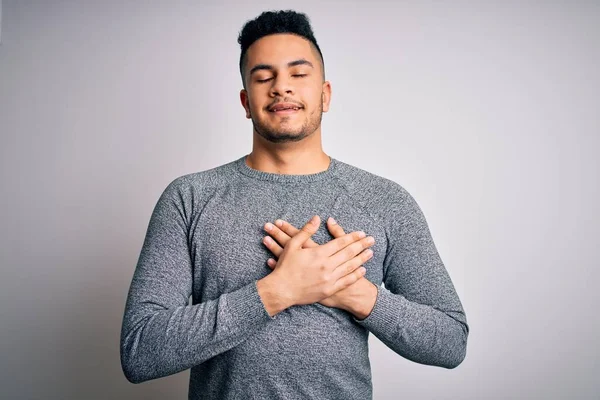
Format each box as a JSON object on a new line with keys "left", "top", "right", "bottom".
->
{"left": 265, "top": 223, "right": 274, "bottom": 231}
{"left": 311, "top": 215, "right": 319, "bottom": 225}
{"left": 275, "top": 220, "right": 283, "bottom": 227}
{"left": 263, "top": 236, "right": 272, "bottom": 244}
{"left": 328, "top": 217, "right": 337, "bottom": 225}
{"left": 357, "top": 231, "right": 366, "bottom": 238}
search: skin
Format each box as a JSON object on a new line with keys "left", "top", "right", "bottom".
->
{"left": 263, "top": 217, "right": 379, "bottom": 320}
{"left": 239, "top": 33, "right": 376, "bottom": 319}
{"left": 239, "top": 33, "right": 331, "bottom": 174}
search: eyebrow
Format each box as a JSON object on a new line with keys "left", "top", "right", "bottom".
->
{"left": 249, "top": 59, "right": 314, "bottom": 76}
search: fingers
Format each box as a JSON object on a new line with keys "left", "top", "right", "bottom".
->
{"left": 264, "top": 222, "right": 293, "bottom": 249}
{"left": 274, "top": 219, "right": 319, "bottom": 248}
{"left": 262, "top": 217, "right": 321, "bottom": 271}
{"left": 332, "top": 265, "right": 367, "bottom": 293}
{"left": 326, "top": 217, "right": 346, "bottom": 238}
{"left": 262, "top": 235, "right": 283, "bottom": 258}
{"left": 329, "top": 235, "right": 374, "bottom": 268}
{"left": 266, "top": 216, "right": 345, "bottom": 250}
{"left": 265, "top": 216, "right": 372, "bottom": 270}
{"left": 320, "top": 230, "right": 368, "bottom": 257}
{"left": 332, "top": 247, "right": 373, "bottom": 281}
{"left": 288, "top": 215, "right": 320, "bottom": 250}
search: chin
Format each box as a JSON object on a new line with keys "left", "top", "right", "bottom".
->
{"left": 262, "top": 131, "right": 308, "bottom": 144}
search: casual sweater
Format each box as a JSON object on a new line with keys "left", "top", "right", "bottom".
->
{"left": 120, "top": 154, "right": 469, "bottom": 399}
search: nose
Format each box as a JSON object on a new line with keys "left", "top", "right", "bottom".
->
{"left": 270, "top": 74, "right": 294, "bottom": 97}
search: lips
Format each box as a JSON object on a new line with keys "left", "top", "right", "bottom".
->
{"left": 269, "top": 102, "right": 303, "bottom": 112}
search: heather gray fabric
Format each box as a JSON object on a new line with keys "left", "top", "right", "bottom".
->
{"left": 120, "top": 154, "right": 469, "bottom": 399}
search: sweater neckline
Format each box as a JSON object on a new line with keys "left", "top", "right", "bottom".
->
{"left": 235, "top": 154, "right": 338, "bottom": 183}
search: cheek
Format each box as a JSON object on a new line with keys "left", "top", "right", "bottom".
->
{"left": 246, "top": 99, "right": 264, "bottom": 117}
{"left": 305, "top": 95, "right": 324, "bottom": 111}
{"left": 245, "top": 90, "right": 265, "bottom": 109}
{"left": 301, "top": 86, "right": 324, "bottom": 107}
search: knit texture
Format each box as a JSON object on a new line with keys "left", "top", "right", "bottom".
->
{"left": 120, "top": 155, "right": 469, "bottom": 399}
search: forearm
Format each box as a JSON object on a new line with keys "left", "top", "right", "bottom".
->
{"left": 120, "top": 280, "right": 273, "bottom": 383}
{"left": 341, "top": 278, "right": 378, "bottom": 320}
{"left": 256, "top": 274, "right": 294, "bottom": 317}
{"left": 353, "top": 286, "right": 469, "bottom": 369}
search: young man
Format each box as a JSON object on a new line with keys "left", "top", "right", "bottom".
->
{"left": 121, "top": 10, "right": 469, "bottom": 400}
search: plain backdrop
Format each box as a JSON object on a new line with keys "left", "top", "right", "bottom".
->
{"left": 1, "top": 1, "right": 598, "bottom": 399}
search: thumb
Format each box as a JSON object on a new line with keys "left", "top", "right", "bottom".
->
{"left": 289, "top": 215, "right": 320, "bottom": 250}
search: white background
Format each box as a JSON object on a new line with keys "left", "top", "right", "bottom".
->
{"left": 0, "top": 1, "right": 598, "bottom": 399}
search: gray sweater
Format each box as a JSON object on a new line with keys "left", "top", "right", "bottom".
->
{"left": 120, "top": 155, "right": 469, "bottom": 399}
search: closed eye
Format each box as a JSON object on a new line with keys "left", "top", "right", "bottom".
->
{"left": 256, "top": 74, "right": 307, "bottom": 83}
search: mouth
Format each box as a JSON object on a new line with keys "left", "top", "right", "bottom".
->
{"left": 268, "top": 102, "right": 303, "bottom": 115}
{"left": 269, "top": 108, "right": 302, "bottom": 115}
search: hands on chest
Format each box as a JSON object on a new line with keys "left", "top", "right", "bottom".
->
{"left": 257, "top": 215, "right": 378, "bottom": 320}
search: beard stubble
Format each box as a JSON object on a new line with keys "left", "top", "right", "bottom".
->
{"left": 251, "top": 99, "right": 323, "bottom": 144}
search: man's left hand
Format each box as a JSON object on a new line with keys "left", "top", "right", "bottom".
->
{"left": 262, "top": 217, "right": 378, "bottom": 320}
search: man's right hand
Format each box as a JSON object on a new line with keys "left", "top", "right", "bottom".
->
{"left": 256, "top": 215, "right": 374, "bottom": 316}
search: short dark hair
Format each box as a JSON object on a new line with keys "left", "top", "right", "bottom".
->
{"left": 237, "top": 10, "right": 325, "bottom": 88}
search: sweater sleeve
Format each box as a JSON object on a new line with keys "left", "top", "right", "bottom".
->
{"left": 120, "top": 178, "right": 275, "bottom": 384}
{"left": 352, "top": 185, "right": 469, "bottom": 369}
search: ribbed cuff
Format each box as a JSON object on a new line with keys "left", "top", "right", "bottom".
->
{"left": 353, "top": 285, "right": 405, "bottom": 330}
{"left": 253, "top": 279, "right": 279, "bottom": 320}
{"left": 222, "top": 281, "right": 277, "bottom": 338}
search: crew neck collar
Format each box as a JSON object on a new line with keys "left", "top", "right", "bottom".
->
{"left": 235, "top": 154, "right": 337, "bottom": 183}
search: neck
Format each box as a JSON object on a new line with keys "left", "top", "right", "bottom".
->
{"left": 247, "top": 128, "right": 330, "bottom": 175}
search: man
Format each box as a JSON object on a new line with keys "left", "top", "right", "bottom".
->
{"left": 120, "top": 9, "right": 469, "bottom": 400}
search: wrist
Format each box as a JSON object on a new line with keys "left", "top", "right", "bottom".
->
{"left": 348, "top": 280, "right": 378, "bottom": 320}
{"left": 256, "top": 274, "right": 293, "bottom": 317}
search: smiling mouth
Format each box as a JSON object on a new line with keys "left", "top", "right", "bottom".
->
{"left": 270, "top": 108, "right": 302, "bottom": 115}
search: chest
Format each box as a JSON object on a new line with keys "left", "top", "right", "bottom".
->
{"left": 189, "top": 186, "right": 387, "bottom": 301}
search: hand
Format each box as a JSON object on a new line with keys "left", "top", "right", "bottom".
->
{"left": 263, "top": 217, "right": 378, "bottom": 318}
{"left": 263, "top": 215, "right": 375, "bottom": 308}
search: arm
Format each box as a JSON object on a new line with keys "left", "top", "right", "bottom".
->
{"left": 120, "top": 179, "right": 276, "bottom": 384}
{"left": 352, "top": 185, "right": 469, "bottom": 369}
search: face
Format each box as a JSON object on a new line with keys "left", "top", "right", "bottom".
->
{"left": 240, "top": 34, "right": 331, "bottom": 144}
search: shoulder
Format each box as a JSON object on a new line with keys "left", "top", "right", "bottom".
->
{"left": 161, "top": 158, "right": 239, "bottom": 196}
{"left": 332, "top": 158, "right": 419, "bottom": 216}
{"left": 148, "top": 158, "right": 241, "bottom": 223}
{"left": 148, "top": 159, "right": 241, "bottom": 219}
{"left": 333, "top": 159, "right": 430, "bottom": 239}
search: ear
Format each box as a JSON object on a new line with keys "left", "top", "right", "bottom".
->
{"left": 240, "top": 89, "right": 252, "bottom": 119}
{"left": 321, "top": 81, "right": 332, "bottom": 113}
